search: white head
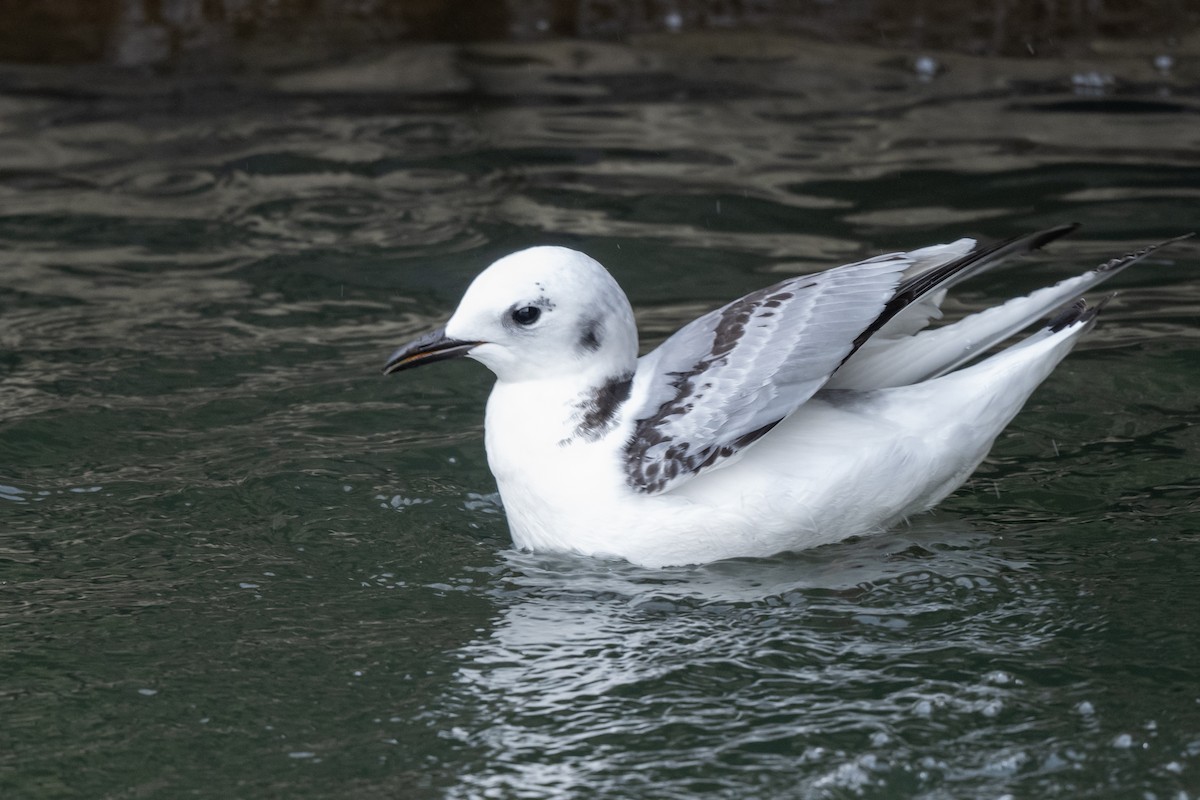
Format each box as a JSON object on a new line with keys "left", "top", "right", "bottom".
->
{"left": 385, "top": 246, "right": 638, "bottom": 384}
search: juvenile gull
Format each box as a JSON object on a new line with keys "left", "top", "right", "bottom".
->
{"left": 384, "top": 227, "right": 1187, "bottom": 568}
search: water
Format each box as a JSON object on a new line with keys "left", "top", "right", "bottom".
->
{"left": 2, "top": 35, "right": 1199, "bottom": 799}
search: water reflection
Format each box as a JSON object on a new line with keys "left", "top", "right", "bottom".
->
{"left": 437, "top": 522, "right": 1070, "bottom": 798}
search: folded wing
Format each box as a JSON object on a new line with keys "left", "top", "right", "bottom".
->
{"left": 621, "top": 225, "right": 1084, "bottom": 495}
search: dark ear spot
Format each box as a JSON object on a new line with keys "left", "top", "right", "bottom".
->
{"left": 578, "top": 319, "right": 603, "bottom": 353}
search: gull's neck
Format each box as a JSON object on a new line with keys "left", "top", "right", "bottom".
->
{"left": 482, "top": 366, "right": 636, "bottom": 550}
{"left": 484, "top": 363, "right": 632, "bottom": 487}
{"left": 486, "top": 365, "right": 634, "bottom": 449}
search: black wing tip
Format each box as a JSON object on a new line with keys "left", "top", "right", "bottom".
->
{"left": 1046, "top": 294, "right": 1115, "bottom": 332}
{"left": 908, "top": 223, "right": 1081, "bottom": 301}
{"left": 1025, "top": 222, "right": 1081, "bottom": 252}
{"left": 1095, "top": 231, "right": 1196, "bottom": 275}
{"left": 1045, "top": 232, "right": 1194, "bottom": 333}
{"left": 847, "top": 223, "right": 1083, "bottom": 358}
{"left": 969, "top": 221, "right": 1079, "bottom": 261}
{"left": 1046, "top": 298, "right": 1092, "bottom": 332}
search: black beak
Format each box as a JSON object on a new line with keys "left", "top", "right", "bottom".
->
{"left": 383, "top": 327, "right": 482, "bottom": 375}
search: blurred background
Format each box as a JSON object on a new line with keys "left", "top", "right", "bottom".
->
{"left": 5, "top": 0, "right": 1198, "bottom": 68}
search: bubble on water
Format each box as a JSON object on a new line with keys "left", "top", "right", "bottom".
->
{"left": 913, "top": 55, "right": 941, "bottom": 81}
{"left": 1112, "top": 733, "right": 1134, "bottom": 749}
{"left": 1071, "top": 71, "right": 1114, "bottom": 96}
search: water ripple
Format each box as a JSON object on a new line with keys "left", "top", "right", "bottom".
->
{"left": 2, "top": 37, "right": 1198, "bottom": 800}
{"left": 429, "top": 529, "right": 1089, "bottom": 797}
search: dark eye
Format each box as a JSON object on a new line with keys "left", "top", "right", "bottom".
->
{"left": 511, "top": 306, "right": 541, "bottom": 326}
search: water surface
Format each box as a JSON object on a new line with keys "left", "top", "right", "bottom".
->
{"left": 2, "top": 34, "right": 1199, "bottom": 799}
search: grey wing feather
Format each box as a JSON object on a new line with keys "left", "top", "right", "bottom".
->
{"left": 622, "top": 254, "right": 911, "bottom": 495}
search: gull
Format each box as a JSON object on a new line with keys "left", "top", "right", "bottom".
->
{"left": 383, "top": 226, "right": 1187, "bottom": 568}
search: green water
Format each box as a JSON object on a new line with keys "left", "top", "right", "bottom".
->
{"left": 2, "top": 36, "right": 1199, "bottom": 799}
